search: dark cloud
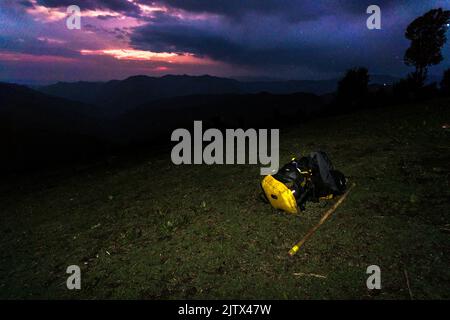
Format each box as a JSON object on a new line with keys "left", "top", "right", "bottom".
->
{"left": 28, "top": 0, "right": 413, "bottom": 21}
{"left": 129, "top": 1, "right": 450, "bottom": 76}
{"left": 142, "top": 0, "right": 407, "bottom": 22}
{"left": 0, "top": 35, "right": 81, "bottom": 58}
{"left": 18, "top": 0, "right": 34, "bottom": 8}
{"left": 96, "top": 15, "right": 119, "bottom": 20}
{"left": 84, "top": 24, "right": 131, "bottom": 39}
{"left": 143, "top": 0, "right": 333, "bottom": 22}
{"left": 129, "top": 11, "right": 395, "bottom": 74}
{"left": 35, "top": 0, "right": 140, "bottom": 14}
{"left": 131, "top": 19, "right": 241, "bottom": 59}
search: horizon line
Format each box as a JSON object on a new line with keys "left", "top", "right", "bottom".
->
{"left": 1, "top": 72, "right": 421, "bottom": 87}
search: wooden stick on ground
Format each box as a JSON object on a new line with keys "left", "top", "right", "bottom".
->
{"left": 293, "top": 272, "right": 327, "bottom": 279}
{"left": 288, "top": 183, "right": 356, "bottom": 257}
{"left": 404, "top": 269, "right": 414, "bottom": 300}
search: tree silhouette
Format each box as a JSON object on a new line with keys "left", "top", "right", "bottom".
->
{"left": 337, "top": 67, "right": 370, "bottom": 108}
{"left": 441, "top": 68, "right": 450, "bottom": 95}
{"left": 404, "top": 8, "right": 450, "bottom": 86}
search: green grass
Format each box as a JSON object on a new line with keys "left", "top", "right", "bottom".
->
{"left": 1, "top": 99, "right": 450, "bottom": 299}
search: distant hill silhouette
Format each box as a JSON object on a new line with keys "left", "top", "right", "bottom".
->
{"left": 38, "top": 74, "right": 401, "bottom": 115}
{"left": 0, "top": 82, "right": 106, "bottom": 170}
{"left": 0, "top": 82, "right": 102, "bottom": 137}
{"left": 116, "top": 92, "right": 323, "bottom": 144}
{"left": 39, "top": 75, "right": 242, "bottom": 115}
{"left": 0, "top": 73, "right": 407, "bottom": 172}
{"left": 0, "top": 81, "right": 327, "bottom": 171}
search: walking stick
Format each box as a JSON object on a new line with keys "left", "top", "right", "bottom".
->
{"left": 288, "top": 183, "right": 356, "bottom": 257}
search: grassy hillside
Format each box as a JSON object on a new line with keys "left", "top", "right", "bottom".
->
{"left": 1, "top": 99, "right": 449, "bottom": 299}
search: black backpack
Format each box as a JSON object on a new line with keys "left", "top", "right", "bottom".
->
{"left": 272, "top": 151, "right": 347, "bottom": 211}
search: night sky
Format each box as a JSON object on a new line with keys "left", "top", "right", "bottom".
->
{"left": 1, "top": 0, "right": 449, "bottom": 84}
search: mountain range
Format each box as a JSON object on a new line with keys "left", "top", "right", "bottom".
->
{"left": 0, "top": 78, "right": 326, "bottom": 170}
{"left": 37, "top": 74, "right": 401, "bottom": 115}
{"left": 1, "top": 73, "right": 430, "bottom": 171}
{"left": 0, "top": 82, "right": 106, "bottom": 169}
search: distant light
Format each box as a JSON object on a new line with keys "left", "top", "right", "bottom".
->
{"left": 447, "top": 23, "right": 450, "bottom": 27}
